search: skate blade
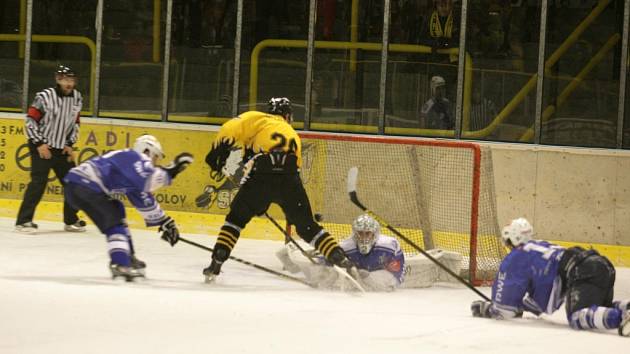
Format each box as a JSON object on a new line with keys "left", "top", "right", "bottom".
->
{"left": 204, "top": 274, "right": 217, "bottom": 284}
{"left": 111, "top": 274, "right": 146, "bottom": 282}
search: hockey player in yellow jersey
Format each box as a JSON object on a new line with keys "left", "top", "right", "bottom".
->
{"left": 203, "top": 97, "right": 355, "bottom": 282}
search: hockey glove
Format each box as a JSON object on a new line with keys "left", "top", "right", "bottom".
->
{"left": 327, "top": 247, "right": 360, "bottom": 278}
{"left": 159, "top": 216, "right": 179, "bottom": 246}
{"left": 163, "top": 152, "right": 194, "bottom": 179}
{"left": 205, "top": 139, "right": 235, "bottom": 173}
{"left": 471, "top": 300, "right": 494, "bottom": 318}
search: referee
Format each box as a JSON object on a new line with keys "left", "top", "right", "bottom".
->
{"left": 15, "top": 65, "right": 86, "bottom": 233}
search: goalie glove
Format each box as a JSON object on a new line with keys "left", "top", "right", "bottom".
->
{"left": 158, "top": 216, "right": 179, "bottom": 246}
{"left": 205, "top": 139, "right": 235, "bottom": 173}
{"left": 471, "top": 300, "right": 494, "bottom": 318}
{"left": 163, "top": 152, "right": 194, "bottom": 179}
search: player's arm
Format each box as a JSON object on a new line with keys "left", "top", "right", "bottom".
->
{"left": 472, "top": 253, "right": 528, "bottom": 319}
{"left": 205, "top": 118, "right": 243, "bottom": 174}
{"left": 127, "top": 191, "right": 179, "bottom": 247}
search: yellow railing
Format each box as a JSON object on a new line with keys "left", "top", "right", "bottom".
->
{"left": 518, "top": 33, "right": 620, "bottom": 142}
{"left": 249, "top": 39, "right": 473, "bottom": 136}
{"left": 517, "top": 0, "right": 613, "bottom": 142}
{"left": 0, "top": 34, "right": 96, "bottom": 115}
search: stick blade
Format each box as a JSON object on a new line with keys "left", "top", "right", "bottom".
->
{"left": 347, "top": 167, "right": 359, "bottom": 194}
{"left": 333, "top": 265, "right": 366, "bottom": 293}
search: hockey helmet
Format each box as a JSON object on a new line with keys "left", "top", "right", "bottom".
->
{"left": 501, "top": 218, "right": 533, "bottom": 247}
{"left": 133, "top": 134, "right": 165, "bottom": 162}
{"left": 352, "top": 214, "right": 380, "bottom": 255}
{"left": 430, "top": 75, "right": 446, "bottom": 96}
{"left": 55, "top": 65, "right": 76, "bottom": 78}
{"left": 268, "top": 97, "right": 293, "bottom": 121}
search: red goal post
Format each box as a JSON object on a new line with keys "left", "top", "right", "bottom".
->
{"left": 294, "top": 132, "right": 505, "bottom": 286}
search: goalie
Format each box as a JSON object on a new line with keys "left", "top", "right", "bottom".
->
{"left": 277, "top": 214, "right": 405, "bottom": 291}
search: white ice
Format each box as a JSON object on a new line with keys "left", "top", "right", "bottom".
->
{"left": 1, "top": 216, "right": 628, "bottom": 354}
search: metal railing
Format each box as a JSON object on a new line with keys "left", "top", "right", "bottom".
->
{"left": 249, "top": 39, "right": 473, "bottom": 137}
{"left": 0, "top": 33, "right": 96, "bottom": 115}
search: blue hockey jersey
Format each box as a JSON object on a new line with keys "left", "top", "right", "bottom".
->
{"left": 491, "top": 240, "right": 566, "bottom": 318}
{"left": 64, "top": 149, "right": 172, "bottom": 227}
{"left": 340, "top": 235, "right": 405, "bottom": 284}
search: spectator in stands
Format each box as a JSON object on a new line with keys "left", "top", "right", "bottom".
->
{"left": 316, "top": 0, "right": 336, "bottom": 40}
{"left": 421, "top": 76, "right": 453, "bottom": 130}
{"left": 419, "top": 0, "right": 460, "bottom": 63}
{"left": 470, "top": 88, "right": 498, "bottom": 131}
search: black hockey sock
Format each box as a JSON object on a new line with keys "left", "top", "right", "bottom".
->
{"left": 313, "top": 232, "right": 339, "bottom": 260}
{"left": 214, "top": 224, "right": 240, "bottom": 262}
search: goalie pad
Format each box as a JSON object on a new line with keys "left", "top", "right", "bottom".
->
{"left": 277, "top": 241, "right": 394, "bottom": 291}
{"left": 401, "top": 249, "right": 463, "bottom": 288}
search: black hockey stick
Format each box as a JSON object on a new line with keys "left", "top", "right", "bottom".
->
{"left": 264, "top": 211, "right": 318, "bottom": 265}
{"left": 178, "top": 237, "right": 315, "bottom": 288}
{"left": 347, "top": 167, "right": 491, "bottom": 301}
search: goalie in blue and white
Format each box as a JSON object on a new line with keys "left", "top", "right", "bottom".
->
{"left": 64, "top": 135, "right": 193, "bottom": 281}
{"left": 277, "top": 214, "right": 405, "bottom": 291}
{"left": 471, "top": 217, "right": 630, "bottom": 337}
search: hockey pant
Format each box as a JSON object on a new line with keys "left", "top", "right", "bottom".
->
{"left": 65, "top": 183, "right": 135, "bottom": 265}
{"left": 564, "top": 252, "right": 625, "bottom": 330}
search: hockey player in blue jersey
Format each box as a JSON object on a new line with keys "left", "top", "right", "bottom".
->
{"left": 64, "top": 135, "right": 193, "bottom": 281}
{"left": 471, "top": 217, "right": 630, "bottom": 336}
{"left": 277, "top": 214, "right": 405, "bottom": 291}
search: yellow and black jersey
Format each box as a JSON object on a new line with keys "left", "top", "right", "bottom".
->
{"left": 212, "top": 110, "right": 302, "bottom": 167}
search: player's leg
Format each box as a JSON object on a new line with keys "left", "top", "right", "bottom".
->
{"left": 203, "top": 174, "right": 270, "bottom": 280}
{"left": 566, "top": 255, "right": 621, "bottom": 332}
{"left": 275, "top": 174, "right": 348, "bottom": 266}
{"left": 65, "top": 183, "right": 142, "bottom": 281}
{"left": 16, "top": 145, "right": 53, "bottom": 230}
{"left": 51, "top": 152, "right": 84, "bottom": 230}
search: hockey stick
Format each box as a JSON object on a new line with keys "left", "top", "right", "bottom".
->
{"left": 264, "top": 211, "right": 318, "bottom": 265}
{"left": 178, "top": 237, "right": 315, "bottom": 288}
{"left": 347, "top": 167, "right": 491, "bottom": 301}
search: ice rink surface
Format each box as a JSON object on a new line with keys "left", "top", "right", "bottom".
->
{"left": 1, "top": 217, "right": 629, "bottom": 354}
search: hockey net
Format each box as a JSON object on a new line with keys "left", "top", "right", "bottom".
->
{"left": 296, "top": 132, "right": 505, "bottom": 286}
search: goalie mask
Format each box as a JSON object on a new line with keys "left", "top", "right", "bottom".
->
{"left": 352, "top": 214, "right": 380, "bottom": 255}
{"left": 501, "top": 218, "right": 533, "bottom": 247}
{"left": 133, "top": 134, "right": 165, "bottom": 163}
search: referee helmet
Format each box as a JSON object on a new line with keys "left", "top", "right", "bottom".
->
{"left": 55, "top": 65, "right": 76, "bottom": 78}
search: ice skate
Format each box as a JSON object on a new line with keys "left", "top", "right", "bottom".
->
{"left": 619, "top": 310, "right": 630, "bottom": 337}
{"left": 15, "top": 222, "right": 38, "bottom": 234}
{"left": 64, "top": 220, "right": 87, "bottom": 232}
{"left": 110, "top": 263, "right": 145, "bottom": 282}
{"left": 203, "top": 261, "right": 221, "bottom": 284}
{"left": 130, "top": 255, "right": 146, "bottom": 275}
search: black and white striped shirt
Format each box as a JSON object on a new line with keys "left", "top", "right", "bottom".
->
{"left": 25, "top": 87, "right": 82, "bottom": 149}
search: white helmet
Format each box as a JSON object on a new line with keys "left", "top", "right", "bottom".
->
{"left": 352, "top": 214, "right": 380, "bottom": 255}
{"left": 430, "top": 75, "right": 446, "bottom": 96}
{"left": 501, "top": 218, "right": 533, "bottom": 247}
{"left": 133, "top": 134, "right": 165, "bottom": 161}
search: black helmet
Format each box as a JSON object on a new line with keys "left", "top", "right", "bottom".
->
{"left": 55, "top": 65, "right": 76, "bottom": 77}
{"left": 268, "top": 97, "right": 292, "bottom": 117}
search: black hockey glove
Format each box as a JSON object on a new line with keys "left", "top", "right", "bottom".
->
{"left": 471, "top": 300, "right": 493, "bottom": 318}
{"left": 159, "top": 216, "right": 179, "bottom": 246}
{"left": 163, "top": 152, "right": 194, "bottom": 179}
{"left": 327, "top": 247, "right": 358, "bottom": 275}
{"left": 205, "top": 139, "right": 235, "bottom": 173}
